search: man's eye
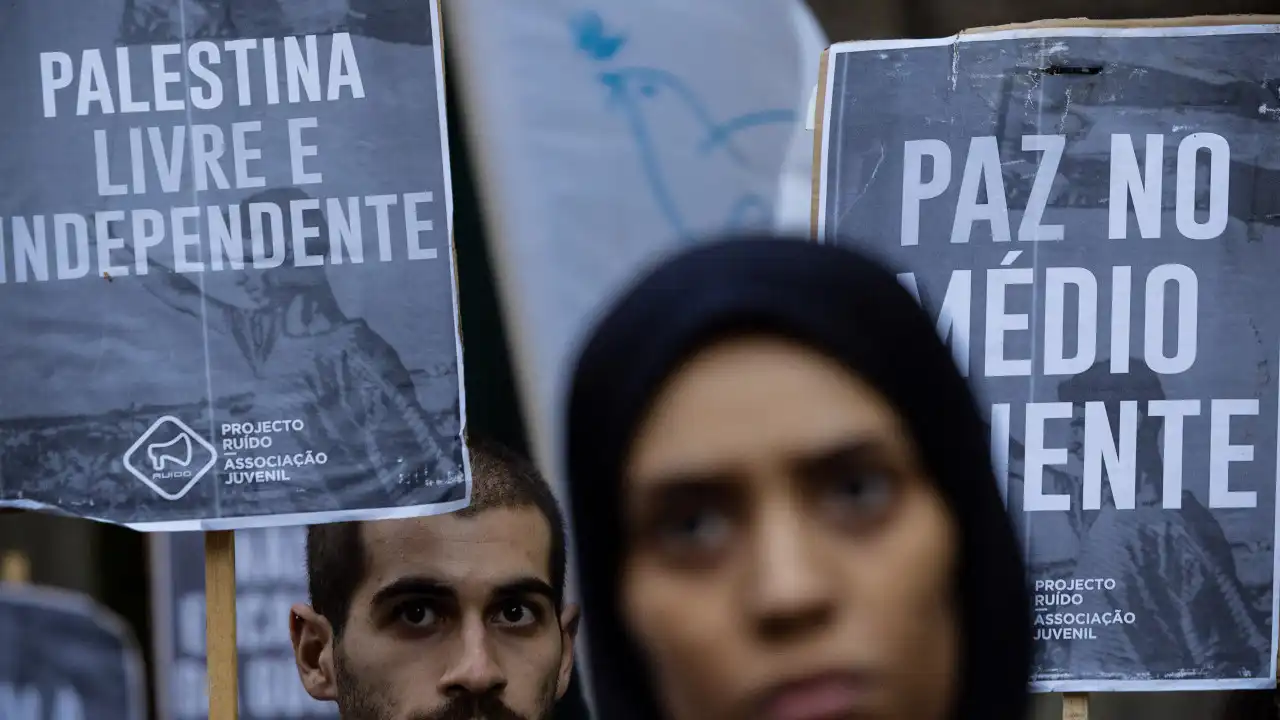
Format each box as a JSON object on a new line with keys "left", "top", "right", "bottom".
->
{"left": 492, "top": 602, "right": 537, "bottom": 628}
{"left": 394, "top": 601, "right": 438, "bottom": 628}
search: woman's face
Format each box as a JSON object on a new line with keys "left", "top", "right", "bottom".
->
{"left": 621, "top": 335, "right": 960, "bottom": 720}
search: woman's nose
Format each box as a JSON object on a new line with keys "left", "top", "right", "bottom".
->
{"left": 746, "top": 498, "right": 838, "bottom": 642}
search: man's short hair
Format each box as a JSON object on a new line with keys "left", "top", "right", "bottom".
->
{"left": 306, "top": 438, "right": 567, "bottom": 636}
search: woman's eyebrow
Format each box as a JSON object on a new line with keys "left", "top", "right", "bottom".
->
{"left": 624, "top": 475, "right": 742, "bottom": 528}
{"left": 791, "top": 438, "right": 894, "bottom": 474}
{"left": 634, "top": 467, "right": 738, "bottom": 487}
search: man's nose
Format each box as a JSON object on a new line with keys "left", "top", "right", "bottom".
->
{"left": 747, "top": 499, "right": 838, "bottom": 642}
{"left": 438, "top": 620, "right": 507, "bottom": 697}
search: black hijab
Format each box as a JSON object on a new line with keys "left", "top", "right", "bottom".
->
{"left": 564, "top": 236, "right": 1030, "bottom": 720}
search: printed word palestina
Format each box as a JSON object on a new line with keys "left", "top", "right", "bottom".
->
{"left": 0, "top": 192, "right": 438, "bottom": 284}
{"left": 39, "top": 33, "right": 365, "bottom": 118}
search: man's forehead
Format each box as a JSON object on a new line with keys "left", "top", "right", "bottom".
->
{"left": 358, "top": 507, "right": 552, "bottom": 591}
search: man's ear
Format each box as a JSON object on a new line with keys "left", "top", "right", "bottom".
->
{"left": 290, "top": 603, "right": 338, "bottom": 702}
{"left": 554, "top": 603, "right": 581, "bottom": 699}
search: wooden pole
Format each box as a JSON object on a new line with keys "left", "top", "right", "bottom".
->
{"left": 1062, "top": 692, "right": 1089, "bottom": 720}
{"left": 809, "top": 48, "right": 830, "bottom": 242}
{"left": 1, "top": 550, "right": 30, "bottom": 584}
{"left": 205, "top": 530, "right": 239, "bottom": 720}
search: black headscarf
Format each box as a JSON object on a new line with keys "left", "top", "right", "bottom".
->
{"left": 564, "top": 236, "right": 1030, "bottom": 720}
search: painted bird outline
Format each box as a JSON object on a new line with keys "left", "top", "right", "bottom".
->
{"left": 569, "top": 9, "right": 798, "bottom": 238}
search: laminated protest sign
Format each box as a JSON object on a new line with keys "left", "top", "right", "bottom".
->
{"left": 443, "top": 0, "right": 809, "bottom": 560}
{"left": 0, "top": 0, "right": 469, "bottom": 532}
{"left": 2, "top": 3, "right": 467, "bottom": 718}
{"left": 815, "top": 18, "right": 1280, "bottom": 692}
{"left": 0, "top": 582, "right": 147, "bottom": 720}
{"left": 151, "top": 528, "right": 336, "bottom": 720}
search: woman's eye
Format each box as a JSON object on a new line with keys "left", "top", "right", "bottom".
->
{"left": 493, "top": 602, "right": 537, "bottom": 628}
{"left": 659, "top": 508, "right": 732, "bottom": 550}
{"left": 827, "top": 472, "right": 896, "bottom": 517}
{"left": 394, "top": 601, "right": 438, "bottom": 628}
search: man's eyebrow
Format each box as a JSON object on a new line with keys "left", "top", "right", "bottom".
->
{"left": 369, "top": 576, "right": 558, "bottom": 606}
{"left": 370, "top": 577, "right": 456, "bottom": 606}
{"left": 491, "top": 577, "right": 557, "bottom": 604}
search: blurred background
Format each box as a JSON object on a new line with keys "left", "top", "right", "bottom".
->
{"left": 3, "top": 1, "right": 1278, "bottom": 718}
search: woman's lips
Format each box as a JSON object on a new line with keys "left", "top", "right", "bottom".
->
{"left": 757, "top": 671, "right": 872, "bottom": 720}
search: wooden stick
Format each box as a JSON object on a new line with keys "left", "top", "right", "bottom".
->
{"left": 1062, "top": 692, "right": 1089, "bottom": 720}
{"left": 205, "top": 531, "right": 239, "bottom": 720}
{"left": 1, "top": 550, "right": 30, "bottom": 584}
{"left": 809, "top": 49, "right": 831, "bottom": 241}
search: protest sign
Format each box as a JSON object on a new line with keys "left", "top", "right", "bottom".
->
{"left": 0, "top": 582, "right": 146, "bottom": 720}
{"left": 151, "top": 528, "right": 335, "bottom": 720}
{"left": 816, "top": 18, "right": 1280, "bottom": 692}
{"left": 0, "top": 0, "right": 469, "bottom": 531}
{"left": 443, "top": 0, "right": 810, "bottom": 560}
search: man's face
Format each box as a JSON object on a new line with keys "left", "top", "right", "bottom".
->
{"left": 294, "top": 510, "right": 576, "bottom": 720}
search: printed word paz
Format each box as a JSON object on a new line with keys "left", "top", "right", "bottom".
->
{"left": 901, "top": 133, "right": 1230, "bottom": 245}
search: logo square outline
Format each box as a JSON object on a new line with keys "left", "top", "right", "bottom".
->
{"left": 123, "top": 416, "right": 218, "bottom": 501}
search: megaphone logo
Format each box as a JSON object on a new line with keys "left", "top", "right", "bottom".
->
{"left": 123, "top": 416, "right": 218, "bottom": 501}
{"left": 147, "top": 433, "right": 192, "bottom": 471}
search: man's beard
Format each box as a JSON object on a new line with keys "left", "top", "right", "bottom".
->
{"left": 421, "top": 693, "right": 538, "bottom": 720}
{"left": 334, "top": 648, "right": 396, "bottom": 720}
{"left": 334, "top": 646, "right": 557, "bottom": 720}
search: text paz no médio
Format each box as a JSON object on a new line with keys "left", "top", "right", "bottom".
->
{"left": 892, "top": 131, "right": 1260, "bottom": 515}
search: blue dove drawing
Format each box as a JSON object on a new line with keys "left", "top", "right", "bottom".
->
{"left": 569, "top": 9, "right": 798, "bottom": 238}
